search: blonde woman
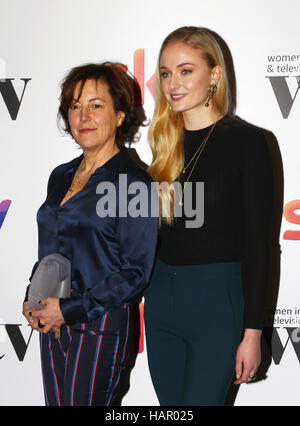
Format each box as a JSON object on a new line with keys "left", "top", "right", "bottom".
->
{"left": 144, "top": 27, "right": 274, "bottom": 406}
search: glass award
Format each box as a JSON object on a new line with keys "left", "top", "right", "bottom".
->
{"left": 28, "top": 253, "right": 71, "bottom": 310}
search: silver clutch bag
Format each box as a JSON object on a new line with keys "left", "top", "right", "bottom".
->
{"left": 28, "top": 253, "right": 71, "bottom": 310}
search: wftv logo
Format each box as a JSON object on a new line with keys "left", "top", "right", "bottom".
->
{"left": 0, "top": 78, "right": 31, "bottom": 120}
{"left": 0, "top": 324, "right": 33, "bottom": 361}
{"left": 266, "top": 54, "right": 300, "bottom": 118}
{"left": 263, "top": 327, "right": 300, "bottom": 365}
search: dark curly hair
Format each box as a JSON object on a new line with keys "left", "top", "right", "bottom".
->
{"left": 58, "top": 62, "right": 147, "bottom": 148}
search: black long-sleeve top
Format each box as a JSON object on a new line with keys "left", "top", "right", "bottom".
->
{"left": 157, "top": 115, "right": 274, "bottom": 330}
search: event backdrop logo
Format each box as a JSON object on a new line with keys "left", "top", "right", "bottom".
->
{"left": 0, "top": 200, "right": 11, "bottom": 229}
{"left": 0, "top": 78, "right": 31, "bottom": 120}
{"left": 283, "top": 200, "right": 300, "bottom": 240}
{"left": 128, "top": 49, "right": 155, "bottom": 103}
{"left": 266, "top": 54, "right": 300, "bottom": 118}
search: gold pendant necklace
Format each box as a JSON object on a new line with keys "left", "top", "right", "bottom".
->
{"left": 179, "top": 122, "right": 217, "bottom": 206}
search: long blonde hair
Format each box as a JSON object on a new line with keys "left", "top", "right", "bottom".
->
{"left": 148, "top": 26, "right": 234, "bottom": 223}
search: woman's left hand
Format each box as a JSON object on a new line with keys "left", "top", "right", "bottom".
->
{"left": 234, "top": 328, "right": 262, "bottom": 384}
{"left": 31, "top": 297, "right": 65, "bottom": 333}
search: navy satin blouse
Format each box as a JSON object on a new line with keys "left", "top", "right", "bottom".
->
{"left": 26, "top": 148, "right": 158, "bottom": 325}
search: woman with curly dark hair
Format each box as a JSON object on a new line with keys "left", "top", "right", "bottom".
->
{"left": 22, "top": 62, "right": 158, "bottom": 406}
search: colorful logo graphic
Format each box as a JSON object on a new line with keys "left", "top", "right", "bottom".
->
{"left": 138, "top": 302, "right": 144, "bottom": 353}
{"left": 131, "top": 49, "right": 155, "bottom": 104}
{"left": 283, "top": 200, "right": 300, "bottom": 240}
{"left": 0, "top": 200, "right": 11, "bottom": 229}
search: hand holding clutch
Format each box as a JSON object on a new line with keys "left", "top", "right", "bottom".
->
{"left": 28, "top": 253, "right": 71, "bottom": 309}
{"left": 31, "top": 297, "right": 65, "bottom": 337}
{"left": 27, "top": 254, "right": 71, "bottom": 338}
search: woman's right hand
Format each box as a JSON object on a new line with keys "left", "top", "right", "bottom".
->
{"left": 22, "top": 301, "right": 38, "bottom": 329}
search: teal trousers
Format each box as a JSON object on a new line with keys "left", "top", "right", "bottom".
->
{"left": 144, "top": 259, "right": 243, "bottom": 406}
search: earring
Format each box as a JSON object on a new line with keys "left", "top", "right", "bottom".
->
{"left": 205, "top": 84, "right": 217, "bottom": 107}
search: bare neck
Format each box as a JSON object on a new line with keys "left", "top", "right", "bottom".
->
{"left": 183, "top": 106, "right": 222, "bottom": 130}
{"left": 80, "top": 143, "right": 120, "bottom": 174}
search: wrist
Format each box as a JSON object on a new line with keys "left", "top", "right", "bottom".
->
{"left": 243, "top": 328, "right": 262, "bottom": 342}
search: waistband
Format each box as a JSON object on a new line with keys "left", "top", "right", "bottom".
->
{"left": 155, "top": 257, "right": 241, "bottom": 277}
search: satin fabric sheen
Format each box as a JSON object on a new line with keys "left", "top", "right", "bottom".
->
{"left": 27, "top": 148, "right": 158, "bottom": 325}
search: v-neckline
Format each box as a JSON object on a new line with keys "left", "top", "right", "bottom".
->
{"left": 58, "top": 157, "right": 84, "bottom": 209}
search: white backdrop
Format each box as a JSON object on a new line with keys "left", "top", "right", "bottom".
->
{"left": 0, "top": 0, "right": 299, "bottom": 406}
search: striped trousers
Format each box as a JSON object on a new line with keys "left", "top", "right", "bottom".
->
{"left": 39, "top": 304, "right": 134, "bottom": 406}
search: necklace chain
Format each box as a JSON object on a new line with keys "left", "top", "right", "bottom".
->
{"left": 68, "top": 160, "right": 96, "bottom": 194}
{"left": 179, "top": 122, "right": 217, "bottom": 206}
